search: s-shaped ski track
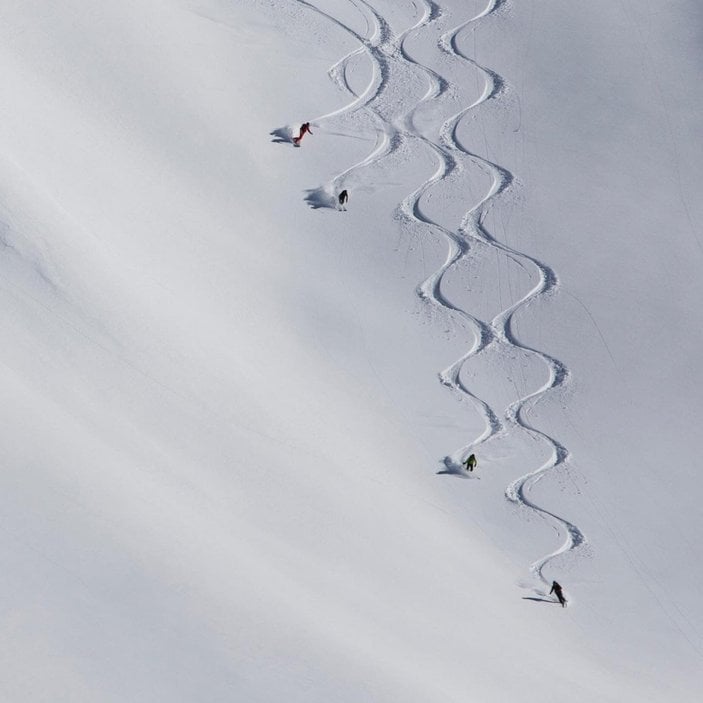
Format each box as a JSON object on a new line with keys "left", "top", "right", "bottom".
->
{"left": 415, "top": 0, "right": 588, "bottom": 592}
{"left": 295, "top": 0, "right": 587, "bottom": 593}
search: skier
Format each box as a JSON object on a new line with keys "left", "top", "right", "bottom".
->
{"left": 338, "top": 189, "right": 348, "bottom": 209}
{"left": 462, "top": 453, "right": 477, "bottom": 472}
{"left": 550, "top": 580, "right": 567, "bottom": 607}
{"left": 293, "top": 122, "right": 313, "bottom": 146}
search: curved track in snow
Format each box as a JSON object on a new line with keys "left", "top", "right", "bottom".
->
{"left": 296, "top": 0, "right": 586, "bottom": 591}
{"left": 432, "top": 1, "right": 587, "bottom": 588}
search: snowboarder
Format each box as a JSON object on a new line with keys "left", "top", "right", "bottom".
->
{"left": 293, "top": 122, "right": 313, "bottom": 146}
{"left": 550, "top": 580, "right": 566, "bottom": 607}
{"left": 462, "top": 453, "right": 477, "bottom": 472}
{"left": 338, "top": 189, "right": 348, "bottom": 209}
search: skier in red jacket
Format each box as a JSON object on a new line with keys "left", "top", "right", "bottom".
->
{"left": 293, "top": 122, "right": 313, "bottom": 146}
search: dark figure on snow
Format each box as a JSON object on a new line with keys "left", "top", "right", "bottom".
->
{"left": 293, "top": 122, "right": 313, "bottom": 146}
{"left": 338, "top": 189, "right": 348, "bottom": 209}
{"left": 550, "top": 580, "right": 566, "bottom": 607}
{"left": 463, "top": 453, "right": 477, "bottom": 472}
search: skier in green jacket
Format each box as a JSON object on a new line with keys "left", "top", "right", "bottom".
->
{"left": 463, "top": 453, "right": 477, "bottom": 472}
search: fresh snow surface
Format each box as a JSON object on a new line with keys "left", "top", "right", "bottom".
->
{"left": 1, "top": 0, "right": 702, "bottom": 700}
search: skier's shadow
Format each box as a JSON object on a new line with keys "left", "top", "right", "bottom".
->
{"left": 270, "top": 127, "right": 294, "bottom": 145}
{"left": 522, "top": 596, "right": 560, "bottom": 604}
{"left": 437, "top": 467, "right": 473, "bottom": 478}
{"left": 304, "top": 187, "right": 338, "bottom": 210}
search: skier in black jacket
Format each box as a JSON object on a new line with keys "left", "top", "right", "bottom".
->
{"left": 550, "top": 580, "right": 566, "bottom": 607}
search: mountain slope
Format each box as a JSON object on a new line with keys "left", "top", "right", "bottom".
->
{"left": 0, "top": 0, "right": 701, "bottom": 700}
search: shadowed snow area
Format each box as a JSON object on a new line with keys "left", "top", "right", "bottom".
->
{"left": 0, "top": 0, "right": 702, "bottom": 700}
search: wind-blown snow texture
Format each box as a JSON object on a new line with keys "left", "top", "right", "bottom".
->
{"left": 1, "top": 0, "right": 702, "bottom": 700}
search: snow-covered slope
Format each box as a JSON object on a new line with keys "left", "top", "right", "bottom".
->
{"left": 1, "top": 0, "right": 702, "bottom": 700}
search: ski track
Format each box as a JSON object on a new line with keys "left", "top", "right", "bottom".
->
{"left": 436, "top": 3, "right": 587, "bottom": 589}
{"left": 296, "top": 0, "right": 586, "bottom": 592}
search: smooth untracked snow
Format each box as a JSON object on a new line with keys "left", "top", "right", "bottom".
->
{"left": 0, "top": 0, "right": 702, "bottom": 700}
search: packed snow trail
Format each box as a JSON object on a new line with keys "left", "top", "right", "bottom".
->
{"left": 294, "top": 0, "right": 586, "bottom": 592}
{"left": 413, "top": 0, "right": 588, "bottom": 590}
{"left": 433, "top": 2, "right": 588, "bottom": 590}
